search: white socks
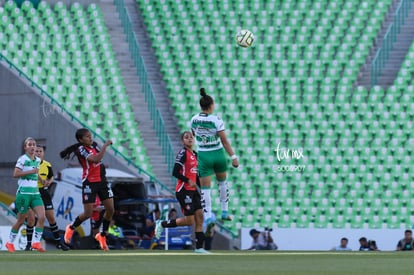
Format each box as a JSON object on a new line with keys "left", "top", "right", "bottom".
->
{"left": 33, "top": 228, "right": 43, "bottom": 243}
{"left": 202, "top": 180, "right": 230, "bottom": 221}
{"left": 8, "top": 229, "right": 18, "bottom": 243}
{"left": 201, "top": 188, "right": 212, "bottom": 221}
{"left": 218, "top": 179, "right": 229, "bottom": 212}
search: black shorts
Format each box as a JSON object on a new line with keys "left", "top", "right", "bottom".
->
{"left": 39, "top": 187, "right": 54, "bottom": 210}
{"left": 82, "top": 179, "right": 113, "bottom": 204}
{"left": 175, "top": 188, "right": 202, "bottom": 216}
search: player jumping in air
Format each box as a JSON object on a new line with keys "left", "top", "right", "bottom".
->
{"left": 190, "top": 88, "right": 239, "bottom": 231}
{"left": 60, "top": 128, "right": 114, "bottom": 251}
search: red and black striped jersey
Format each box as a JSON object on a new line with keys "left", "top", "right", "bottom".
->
{"left": 75, "top": 143, "right": 106, "bottom": 183}
{"left": 173, "top": 147, "right": 197, "bottom": 192}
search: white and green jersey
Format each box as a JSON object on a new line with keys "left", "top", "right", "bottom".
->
{"left": 191, "top": 113, "right": 225, "bottom": 151}
{"left": 15, "top": 154, "right": 40, "bottom": 194}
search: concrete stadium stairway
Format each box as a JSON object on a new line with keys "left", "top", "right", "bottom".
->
{"left": 99, "top": 0, "right": 178, "bottom": 189}
{"left": 124, "top": 0, "right": 182, "bottom": 153}
{"left": 357, "top": 0, "right": 414, "bottom": 89}
{"left": 376, "top": 4, "right": 414, "bottom": 88}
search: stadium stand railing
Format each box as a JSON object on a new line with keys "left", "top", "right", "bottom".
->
{"left": 2, "top": 0, "right": 154, "bottom": 172}
{"left": 0, "top": 2, "right": 174, "bottom": 194}
{"left": 371, "top": 0, "right": 412, "bottom": 86}
{"left": 136, "top": 0, "right": 414, "bottom": 236}
{"left": 114, "top": 0, "right": 237, "bottom": 238}
{"left": 0, "top": 200, "right": 17, "bottom": 226}
{"left": 114, "top": 0, "right": 176, "bottom": 177}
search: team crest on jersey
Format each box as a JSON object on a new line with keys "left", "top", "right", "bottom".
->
{"left": 184, "top": 195, "right": 192, "bottom": 204}
{"left": 84, "top": 185, "right": 92, "bottom": 194}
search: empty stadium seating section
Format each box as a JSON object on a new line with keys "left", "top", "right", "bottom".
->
{"left": 0, "top": 1, "right": 152, "bottom": 172}
{"left": 137, "top": 0, "right": 414, "bottom": 235}
{"left": 1, "top": 0, "right": 413, "bottom": 237}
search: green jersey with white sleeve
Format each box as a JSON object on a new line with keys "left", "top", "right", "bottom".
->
{"left": 15, "top": 154, "right": 41, "bottom": 194}
{"left": 191, "top": 113, "right": 225, "bottom": 151}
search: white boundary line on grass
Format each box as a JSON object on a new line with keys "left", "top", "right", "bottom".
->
{"left": 4, "top": 251, "right": 396, "bottom": 257}
{"left": 52, "top": 251, "right": 386, "bottom": 257}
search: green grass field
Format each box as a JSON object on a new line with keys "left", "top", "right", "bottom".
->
{"left": 1, "top": 250, "right": 413, "bottom": 275}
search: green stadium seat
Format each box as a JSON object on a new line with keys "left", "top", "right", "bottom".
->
{"left": 106, "top": 0, "right": 414, "bottom": 235}
{"left": 0, "top": 1, "right": 152, "bottom": 175}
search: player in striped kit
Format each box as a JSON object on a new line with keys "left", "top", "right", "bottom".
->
{"left": 155, "top": 131, "right": 208, "bottom": 253}
{"left": 6, "top": 137, "right": 46, "bottom": 252}
{"left": 60, "top": 128, "right": 114, "bottom": 251}
{"left": 190, "top": 88, "right": 239, "bottom": 230}
{"left": 25, "top": 144, "right": 70, "bottom": 251}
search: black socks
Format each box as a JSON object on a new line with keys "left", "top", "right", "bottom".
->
{"left": 26, "top": 225, "right": 34, "bottom": 246}
{"left": 195, "top": 232, "right": 205, "bottom": 249}
{"left": 71, "top": 216, "right": 83, "bottom": 229}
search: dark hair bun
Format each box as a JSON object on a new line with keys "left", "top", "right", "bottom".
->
{"left": 200, "top": 87, "right": 206, "bottom": 97}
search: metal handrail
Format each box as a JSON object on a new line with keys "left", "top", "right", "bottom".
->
{"left": 0, "top": 53, "right": 174, "bottom": 194}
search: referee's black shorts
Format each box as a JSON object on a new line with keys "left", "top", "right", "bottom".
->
{"left": 39, "top": 187, "right": 54, "bottom": 210}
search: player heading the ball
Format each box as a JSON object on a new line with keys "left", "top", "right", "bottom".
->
{"left": 190, "top": 88, "right": 239, "bottom": 229}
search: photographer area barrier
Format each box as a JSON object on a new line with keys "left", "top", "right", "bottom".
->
{"left": 241, "top": 228, "right": 404, "bottom": 251}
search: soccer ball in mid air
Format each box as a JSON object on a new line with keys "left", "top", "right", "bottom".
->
{"left": 235, "top": 29, "right": 254, "bottom": 48}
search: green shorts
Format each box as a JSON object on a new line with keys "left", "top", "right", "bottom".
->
{"left": 15, "top": 190, "right": 44, "bottom": 214}
{"left": 198, "top": 148, "right": 228, "bottom": 178}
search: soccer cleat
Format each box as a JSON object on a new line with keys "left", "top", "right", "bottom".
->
{"left": 24, "top": 244, "right": 32, "bottom": 251}
{"left": 194, "top": 248, "right": 211, "bottom": 254}
{"left": 6, "top": 242, "right": 15, "bottom": 253}
{"left": 32, "top": 242, "right": 46, "bottom": 252}
{"left": 64, "top": 224, "right": 74, "bottom": 245}
{"left": 154, "top": 220, "right": 162, "bottom": 239}
{"left": 56, "top": 242, "right": 70, "bottom": 251}
{"left": 95, "top": 233, "right": 109, "bottom": 251}
{"left": 205, "top": 222, "right": 215, "bottom": 238}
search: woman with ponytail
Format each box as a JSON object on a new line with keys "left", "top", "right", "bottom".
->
{"left": 60, "top": 128, "right": 114, "bottom": 251}
{"left": 154, "top": 131, "right": 209, "bottom": 253}
{"left": 190, "top": 88, "right": 239, "bottom": 230}
{"left": 6, "top": 137, "right": 46, "bottom": 253}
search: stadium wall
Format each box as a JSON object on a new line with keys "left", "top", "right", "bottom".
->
{"left": 0, "top": 61, "right": 142, "bottom": 197}
{"left": 240, "top": 228, "right": 408, "bottom": 251}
